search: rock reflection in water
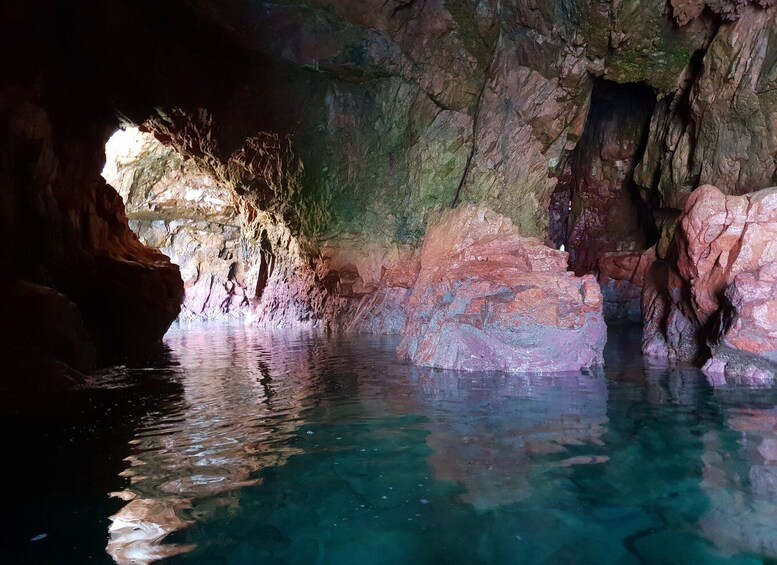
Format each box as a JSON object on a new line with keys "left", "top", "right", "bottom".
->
{"left": 95, "top": 324, "right": 777, "bottom": 564}
{"left": 105, "top": 326, "right": 614, "bottom": 561}
{"left": 410, "top": 368, "right": 609, "bottom": 508}
{"left": 700, "top": 385, "right": 777, "bottom": 559}
{"left": 107, "top": 325, "right": 325, "bottom": 564}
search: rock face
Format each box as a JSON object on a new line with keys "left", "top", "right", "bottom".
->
{"left": 4, "top": 0, "right": 777, "bottom": 382}
{"left": 635, "top": 5, "right": 777, "bottom": 207}
{"left": 0, "top": 92, "right": 183, "bottom": 368}
{"left": 398, "top": 206, "right": 607, "bottom": 372}
{"left": 0, "top": 2, "right": 187, "bottom": 377}
{"left": 642, "top": 185, "right": 777, "bottom": 381}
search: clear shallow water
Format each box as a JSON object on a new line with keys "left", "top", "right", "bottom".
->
{"left": 7, "top": 324, "right": 777, "bottom": 564}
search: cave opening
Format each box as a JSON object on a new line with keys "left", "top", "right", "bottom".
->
{"left": 549, "top": 78, "right": 657, "bottom": 277}
{"left": 102, "top": 125, "right": 261, "bottom": 321}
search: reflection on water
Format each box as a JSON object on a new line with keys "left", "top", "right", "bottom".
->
{"left": 104, "top": 326, "right": 621, "bottom": 562}
{"left": 104, "top": 327, "right": 332, "bottom": 562}
{"left": 412, "top": 369, "right": 609, "bottom": 508}
{"left": 14, "top": 323, "right": 777, "bottom": 563}
{"left": 700, "top": 391, "right": 777, "bottom": 558}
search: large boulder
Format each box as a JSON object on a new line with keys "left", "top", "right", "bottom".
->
{"left": 642, "top": 185, "right": 777, "bottom": 381}
{"left": 397, "top": 206, "right": 606, "bottom": 372}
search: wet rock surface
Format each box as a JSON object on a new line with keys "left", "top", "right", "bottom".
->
{"left": 558, "top": 81, "right": 656, "bottom": 275}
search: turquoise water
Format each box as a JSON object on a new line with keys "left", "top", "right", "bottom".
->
{"left": 8, "top": 324, "right": 777, "bottom": 564}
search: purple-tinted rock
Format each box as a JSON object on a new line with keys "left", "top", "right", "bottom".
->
{"left": 398, "top": 206, "right": 606, "bottom": 372}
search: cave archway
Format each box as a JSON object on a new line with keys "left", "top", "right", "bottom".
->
{"left": 549, "top": 78, "right": 658, "bottom": 323}
{"left": 102, "top": 125, "right": 259, "bottom": 320}
{"left": 551, "top": 79, "right": 657, "bottom": 274}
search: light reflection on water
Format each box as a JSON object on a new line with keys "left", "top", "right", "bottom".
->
{"left": 80, "top": 325, "right": 777, "bottom": 564}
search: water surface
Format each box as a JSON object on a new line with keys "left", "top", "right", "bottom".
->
{"left": 7, "top": 324, "right": 777, "bottom": 563}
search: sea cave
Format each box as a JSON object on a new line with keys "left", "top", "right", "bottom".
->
{"left": 5, "top": 0, "right": 777, "bottom": 563}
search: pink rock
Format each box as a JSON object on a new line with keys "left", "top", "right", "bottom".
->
{"left": 598, "top": 248, "right": 656, "bottom": 287}
{"left": 722, "top": 266, "right": 777, "bottom": 362}
{"left": 384, "top": 258, "right": 421, "bottom": 289}
{"left": 397, "top": 206, "right": 606, "bottom": 372}
{"left": 643, "top": 185, "right": 777, "bottom": 380}
{"left": 702, "top": 357, "right": 727, "bottom": 374}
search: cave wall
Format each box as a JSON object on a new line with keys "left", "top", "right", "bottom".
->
{"left": 222, "top": 0, "right": 715, "bottom": 241}
{"left": 635, "top": 6, "right": 777, "bottom": 208}
{"left": 0, "top": 2, "right": 185, "bottom": 377}
{"left": 73, "top": 0, "right": 718, "bottom": 245}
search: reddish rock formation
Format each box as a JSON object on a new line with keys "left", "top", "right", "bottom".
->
{"left": 398, "top": 206, "right": 606, "bottom": 372}
{"left": 670, "top": 0, "right": 775, "bottom": 26}
{"left": 642, "top": 185, "right": 777, "bottom": 381}
{"left": 0, "top": 96, "right": 183, "bottom": 367}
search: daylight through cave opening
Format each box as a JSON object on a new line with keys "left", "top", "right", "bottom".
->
{"left": 550, "top": 78, "right": 657, "bottom": 277}
{"left": 102, "top": 125, "right": 264, "bottom": 321}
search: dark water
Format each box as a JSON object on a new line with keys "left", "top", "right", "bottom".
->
{"left": 6, "top": 324, "right": 777, "bottom": 564}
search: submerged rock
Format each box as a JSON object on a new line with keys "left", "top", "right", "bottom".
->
{"left": 398, "top": 206, "right": 606, "bottom": 372}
